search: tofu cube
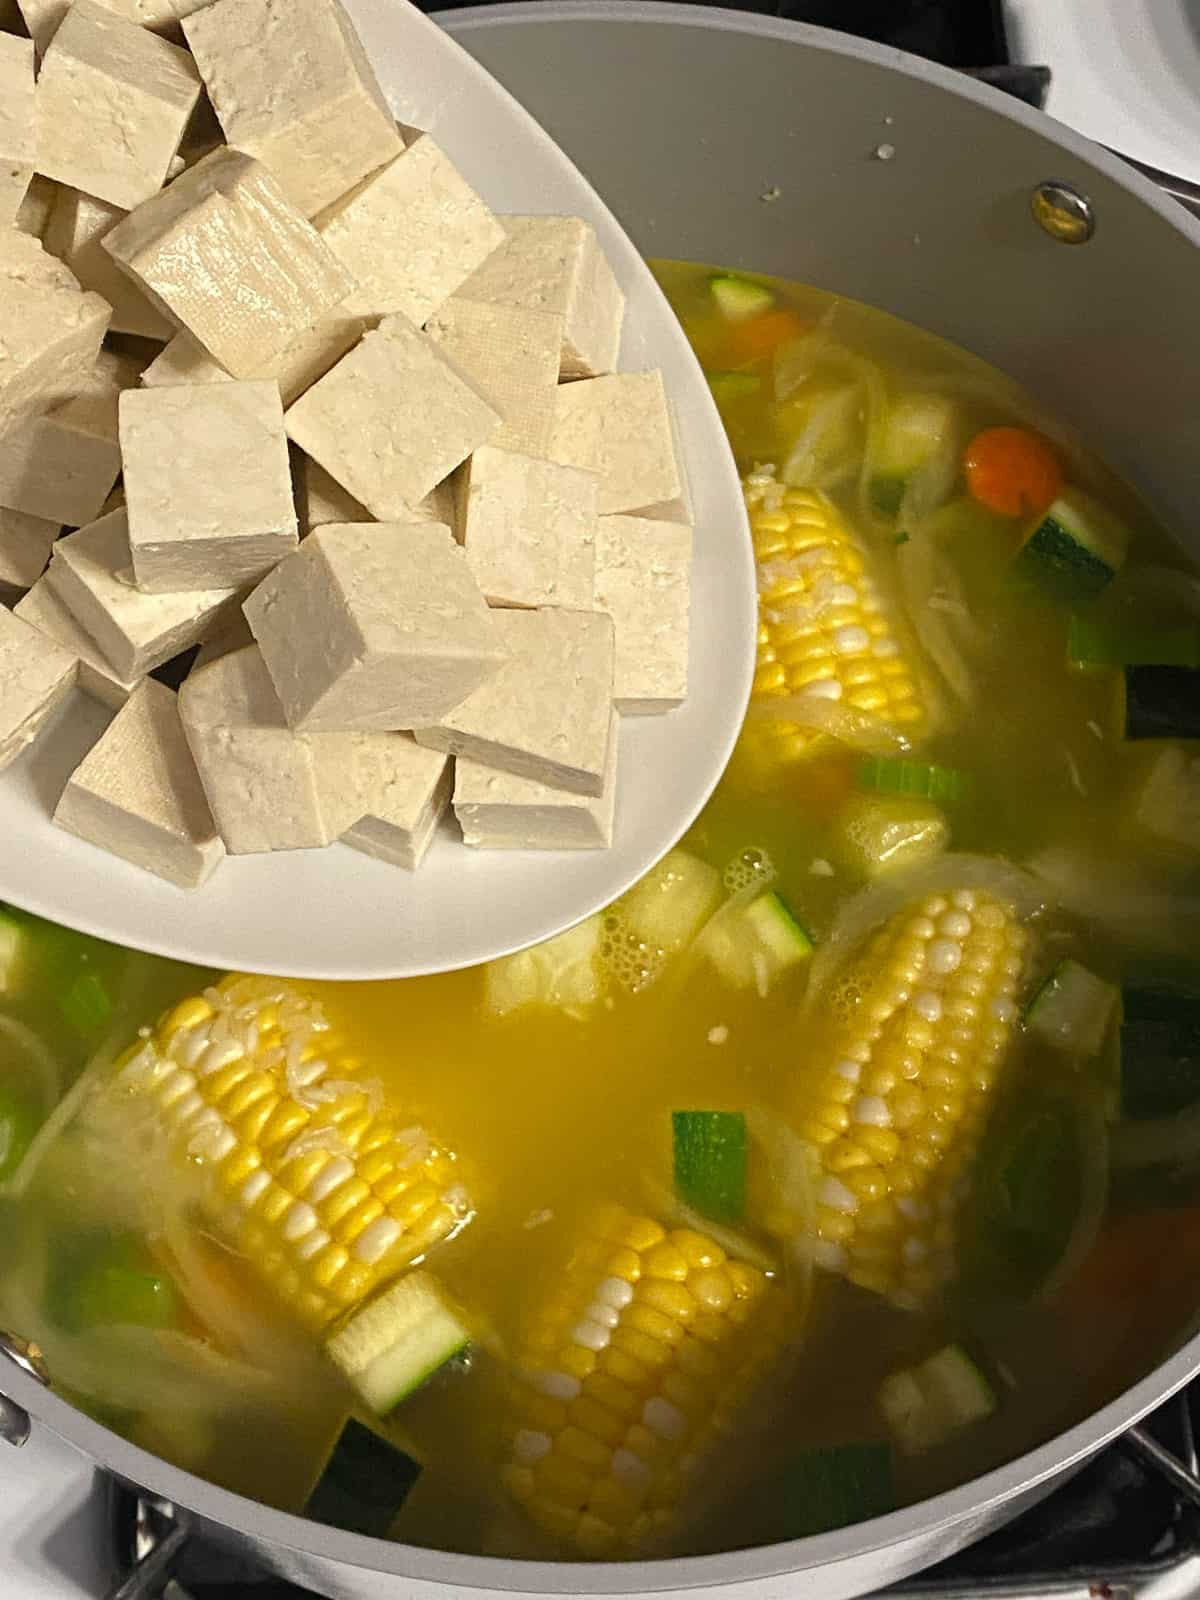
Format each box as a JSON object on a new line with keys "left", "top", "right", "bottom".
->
{"left": 340, "top": 732, "right": 452, "bottom": 870}
{"left": 15, "top": 577, "right": 140, "bottom": 708}
{"left": 243, "top": 521, "right": 507, "bottom": 731}
{"left": 17, "top": 0, "right": 214, "bottom": 54}
{"left": 15, "top": 175, "right": 57, "bottom": 242}
{"left": 178, "top": 642, "right": 360, "bottom": 853}
{"left": 191, "top": 610, "right": 252, "bottom": 672}
{"left": 456, "top": 215, "right": 625, "bottom": 379}
{"left": 0, "top": 35, "right": 36, "bottom": 227}
{"left": 316, "top": 135, "right": 504, "bottom": 323}
{"left": 182, "top": 0, "right": 402, "bottom": 217}
{"left": 593, "top": 515, "right": 693, "bottom": 715}
{"left": 454, "top": 445, "right": 597, "bottom": 610}
{"left": 54, "top": 678, "right": 224, "bottom": 888}
{"left": 0, "top": 603, "right": 76, "bottom": 770}
{"left": 0, "top": 229, "right": 110, "bottom": 438}
{"left": 426, "top": 297, "right": 562, "bottom": 458}
{"left": 42, "top": 186, "right": 173, "bottom": 340}
{"left": 47, "top": 509, "right": 241, "bottom": 679}
{"left": 549, "top": 371, "right": 687, "bottom": 520}
{"left": 140, "top": 312, "right": 366, "bottom": 408}
{"left": 0, "top": 508, "right": 58, "bottom": 601}
{"left": 284, "top": 315, "right": 500, "bottom": 519}
{"left": 453, "top": 712, "right": 618, "bottom": 850}
{"left": 0, "top": 349, "right": 139, "bottom": 527}
{"left": 120, "top": 382, "right": 297, "bottom": 592}
{"left": 34, "top": 1, "right": 202, "bottom": 210}
{"left": 102, "top": 148, "right": 353, "bottom": 379}
{"left": 296, "top": 454, "right": 371, "bottom": 536}
{"left": 414, "top": 607, "right": 615, "bottom": 797}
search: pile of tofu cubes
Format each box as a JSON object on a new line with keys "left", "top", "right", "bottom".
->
{"left": 0, "top": 0, "right": 693, "bottom": 890}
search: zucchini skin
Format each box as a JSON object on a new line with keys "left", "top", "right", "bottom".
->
{"left": 1124, "top": 666, "right": 1200, "bottom": 741}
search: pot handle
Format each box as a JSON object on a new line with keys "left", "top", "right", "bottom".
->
{"left": 1111, "top": 148, "right": 1200, "bottom": 221}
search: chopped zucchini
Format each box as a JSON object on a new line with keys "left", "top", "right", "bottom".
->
{"left": 1120, "top": 990, "right": 1200, "bottom": 1120}
{"left": 1068, "top": 615, "right": 1200, "bottom": 672}
{"left": 305, "top": 1418, "right": 421, "bottom": 1538}
{"left": 696, "top": 891, "right": 814, "bottom": 992}
{"left": 1132, "top": 743, "right": 1200, "bottom": 852}
{"left": 326, "top": 1271, "right": 470, "bottom": 1417}
{"left": 672, "top": 1110, "right": 747, "bottom": 1224}
{"left": 878, "top": 1344, "right": 995, "bottom": 1455}
{"left": 779, "top": 1442, "right": 894, "bottom": 1536}
{"left": 706, "top": 370, "right": 763, "bottom": 405}
{"left": 1025, "top": 959, "right": 1119, "bottom": 1058}
{"left": 869, "top": 393, "right": 959, "bottom": 515}
{"left": 1017, "top": 488, "right": 1130, "bottom": 602}
{"left": 835, "top": 794, "right": 948, "bottom": 879}
{"left": 50, "top": 1235, "right": 178, "bottom": 1335}
{"left": 857, "top": 756, "right": 969, "bottom": 806}
{"left": 1124, "top": 667, "right": 1200, "bottom": 742}
{"left": 709, "top": 273, "right": 774, "bottom": 321}
{"left": 59, "top": 971, "right": 113, "bottom": 1039}
{"left": 0, "top": 909, "right": 27, "bottom": 997}
{"left": 618, "top": 849, "right": 723, "bottom": 955}
{"left": 484, "top": 914, "right": 605, "bottom": 1020}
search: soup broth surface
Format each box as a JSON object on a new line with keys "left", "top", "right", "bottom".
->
{"left": 2, "top": 265, "right": 1199, "bottom": 1561}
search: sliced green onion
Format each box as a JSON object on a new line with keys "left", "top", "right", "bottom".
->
{"left": 672, "top": 1110, "right": 747, "bottom": 1224}
{"left": 59, "top": 972, "right": 113, "bottom": 1038}
{"left": 1068, "top": 616, "right": 1200, "bottom": 671}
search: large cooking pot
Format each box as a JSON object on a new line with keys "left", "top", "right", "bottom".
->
{"left": 6, "top": 7, "right": 1200, "bottom": 1596}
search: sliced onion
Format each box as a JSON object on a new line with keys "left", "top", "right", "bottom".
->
{"left": 745, "top": 1108, "right": 818, "bottom": 1330}
{"left": 0, "top": 1014, "right": 61, "bottom": 1112}
{"left": 1028, "top": 848, "right": 1200, "bottom": 962}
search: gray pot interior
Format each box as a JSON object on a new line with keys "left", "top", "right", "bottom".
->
{"left": 442, "top": 2, "right": 1200, "bottom": 565}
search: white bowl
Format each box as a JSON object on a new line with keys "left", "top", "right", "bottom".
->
{"left": 0, "top": 0, "right": 755, "bottom": 980}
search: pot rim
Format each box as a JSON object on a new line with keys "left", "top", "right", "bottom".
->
{"left": 10, "top": 5, "right": 1200, "bottom": 1591}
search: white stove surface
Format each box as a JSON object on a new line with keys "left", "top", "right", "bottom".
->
{"left": 2, "top": 5, "right": 1197, "bottom": 1597}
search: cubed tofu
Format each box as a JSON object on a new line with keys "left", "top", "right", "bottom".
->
{"left": 15, "top": 577, "right": 140, "bottom": 707}
{"left": 42, "top": 186, "right": 173, "bottom": 339}
{"left": 0, "top": 349, "right": 139, "bottom": 526}
{"left": 102, "top": 147, "right": 353, "bottom": 379}
{"left": 47, "top": 509, "right": 241, "bottom": 678}
{"left": 15, "top": 175, "right": 58, "bottom": 240}
{"left": 296, "top": 454, "right": 371, "bottom": 536}
{"left": 0, "top": 603, "right": 76, "bottom": 770}
{"left": 426, "top": 297, "right": 562, "bottom": 458}
{"left": 140, "top": 312, "right": 365, "bottom": 408}
{"left": 284, "top": 314, "right": 500, "bottom": 519}
{"left": 54, "top": 677, "right": 224, "bottom": 887}
{"left": 17, "top": 0, "right": 213, "bottom": 54}
{"left": 456, "top": 215, "right": 625, "bottom": 379}
{"left": 0, "top": 508, "right": 58, "bottom": 600}
{"left": 182, "top": 0, "right": 401, "bottom": 217}
{"left": 315, "top": 135, "right": 503, "bottom": 323}
{"left": 178, "top": 642, "right": 359, "bottom": 852}
{"left": 34, "top": 1, "right": 202, "bottom": 210}
{"left": 593, "top": 514, "right": 692, "bottom": 714}
{"left": 414, "top": 607, "right": 614, "bottom": 797}
{"left": 191, "top": 609, "right": 252, "bottom": 671}
{"left": 243, "top": 521, "right": 507, "bottom": 731}
{"left": 0, "top": 229, "right": 110, "bottom": 438}
{"left": 454, "top": 446, "right": 597, "bottom": 610}
{"left": 453, "top": 711, "right": 618, "bottom": 849}
{"left": 120, "top": 381, "right": 298, "bottom": 591}
{"left": 0, "top": 35, "right": 36, "bottom": 227}
{"left": 548, "top": 371, "right": 687, "bottom": 520}
{"left": 339, "top": 732, "right": 452, "bottom": 870}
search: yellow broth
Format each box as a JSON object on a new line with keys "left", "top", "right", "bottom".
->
{"left": 2, "top": 265, "right": 1200, "bottom": 1560}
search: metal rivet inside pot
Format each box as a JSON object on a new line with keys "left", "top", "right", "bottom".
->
{"left": 1032, "top": 181, "right": 1095, "bottom": 243}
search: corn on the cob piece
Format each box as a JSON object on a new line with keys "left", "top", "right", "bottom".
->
{"left": 743, "top": 469, "right": 927, "bottom": 770}
{"left": 793, "top": 887, "right": 1028, "bottom": 1308}
{"left": 503, "top": 1206, "right": 782, "bottom": 1556}
{"left": 111, "top": 975, "right": 470, "bottom": 1332}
